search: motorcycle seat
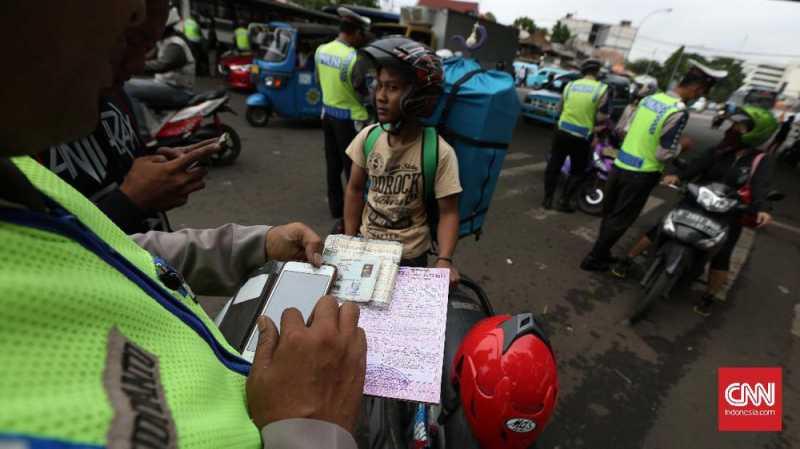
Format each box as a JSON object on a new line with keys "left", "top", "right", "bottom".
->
{"left": 188, "top": 89, "right": 228, "bottom": 106}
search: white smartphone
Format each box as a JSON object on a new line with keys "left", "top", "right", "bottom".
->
{"left": 241, "top": 261, "right": 336, "bottom": 362}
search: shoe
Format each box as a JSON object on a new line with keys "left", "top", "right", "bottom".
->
{"left": 693, "top": 297, "right": 715, "bottom": 317}
{"left": 611, "top": 257, "right": 634, "bottom": 279}
{"left": 556, "top": 200, "right": 576, "bottom": 213}
{"left": 542, "top": 196, "right": 554, "bottom": 210}
{"left": 580, "top": 254, "right": 612, "bottom": 272}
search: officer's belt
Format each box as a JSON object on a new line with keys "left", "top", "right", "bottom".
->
{"left": 558, "top": 121, "right": 591, "bottom": 139}
{"left": 322, "top": 105, "right": 352, "bottom": 120}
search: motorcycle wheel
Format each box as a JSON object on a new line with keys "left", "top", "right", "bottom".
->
{"left": 629, "top": 270, "right": 678, "bottom": 325}
{"left": 246, "top": 106, "right": 270, "bottom": 127}
{"left": 576, "top": 177, "right": 605, "bottom": 216}
{"left": 210, "top": 125, "right": 241, "bottom": 166}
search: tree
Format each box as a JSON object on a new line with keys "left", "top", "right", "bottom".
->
{"left": 655, "top": 47, "right": 744, "bottom": 101}
{"left": 550, "top": 21, "right": 572, "bottom": 44}
{"left": 627, "top": 58, "right": 664, "bottom": 79}
{"left": 657, "top": 46, "right": 685, "bottom": 90}
{"left": 513, "top": 16, "right": 536, "bottom": 34}
{"left": 293, "top": 0, "right": 378, "bottom": 10}
{"left": 483, "top": 12, "right": 497, "bottom": 22}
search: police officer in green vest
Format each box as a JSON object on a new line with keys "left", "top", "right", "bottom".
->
{"left": 581, "top": 60, "right": 728, "bottom": 271}
{"left": 316, "top": 7, "right": 372, "bottom": 230}
{"left": 543, "top": 59, "right": 609, "bottom": 212}
{"left": 183, "top": 16, "right": 202, "bottom": 42}
{"left": 235, "top": 22, "right": 251, "bottom": 53}
{"left": 0, "top": 2, "right": 366, "bottom": 448}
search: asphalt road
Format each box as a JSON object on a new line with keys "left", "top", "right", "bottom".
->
{"left": 174, "top": 79, "right": 800, "bottom": 449}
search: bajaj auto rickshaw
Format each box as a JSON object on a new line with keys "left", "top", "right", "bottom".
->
{"left": 245, "top": 22, "right": 338, "bottom": 127}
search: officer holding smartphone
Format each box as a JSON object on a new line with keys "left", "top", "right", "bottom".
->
{"left": 0, "top": 2, "right": 366, "bottom": 448}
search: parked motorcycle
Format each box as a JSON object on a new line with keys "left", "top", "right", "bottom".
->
{"left": 361, "top": 277, "right": 558, "bottom": 449}
{"left": 628, "top": 182, "right": 783, "bottom": 324}
{"left": 140, "top": 89, "right": 242, "bottom": 166}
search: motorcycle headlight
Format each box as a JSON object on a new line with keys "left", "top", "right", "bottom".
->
{"left": 663, "top": 212, "right": 677, "bottom": 234}
{"left": 696, "top": 186, "right": 737, "bottom": 213}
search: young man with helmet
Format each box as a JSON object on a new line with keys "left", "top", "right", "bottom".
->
{"left": 543, "top": 59, "right": 610, "bottom": 212}
{"left": 316, "top": 7, "right": 373, "bottom": 230}
{"left": 611, "top": 106, "right": 778, "bottom": 317}
{"left": 343, "top": 37, "right": 463, "bottom": 282}
{"left": 581, "top": 60, "right": 728, "bottom": 272}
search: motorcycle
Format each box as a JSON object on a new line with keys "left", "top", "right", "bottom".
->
{"left": 628, "top": 182, "right": 783, "bottom": 324}
{"left": 558, "top": 133, "right": 617, "bottom": 216}
{"left": 140, "top": 89, "right": 242, "bottom": 166}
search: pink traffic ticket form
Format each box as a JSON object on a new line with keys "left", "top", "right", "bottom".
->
{"left": 358, "top": 267, "right": 450, "bottom": 404}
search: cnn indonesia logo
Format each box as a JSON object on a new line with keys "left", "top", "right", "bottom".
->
{"left": 718, "top": 367, "right": 782, "bottom": 432}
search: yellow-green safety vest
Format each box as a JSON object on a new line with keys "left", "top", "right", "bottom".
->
{"left": 558, "top": 78, "right": 608, "bottom": 139}
{"left": 235, "top": 27, "right": 250, "bottom": 52}
{"left": 184, "top": 17, "right": 202, "bottom": 43}
{"left": 315, "top": 40, "right": 368, "bottom": 121}
{"left": 0, "top": 157, "right": 260, "bottom": 448}
{"left": 615, "top": 92, "right": 683, "bottom": 173}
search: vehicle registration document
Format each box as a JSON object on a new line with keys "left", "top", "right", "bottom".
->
{"left": 322, "top": 235, "right": 402, "bottom": 304}
{"left": 358, "top": 267, "right": 450, "bottom": 404}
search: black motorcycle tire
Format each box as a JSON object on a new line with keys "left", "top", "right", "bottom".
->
{"left": 246, "top": 106, "right": 270, "bottom": 127}
{"left": 210, "top": 125, "right": 241, "bottom": 166}
{"left": 576, "top": 176, "right": 605, "bottom": 217}
{"left": 629, "top": 270, "right": 677, "bottom": 324}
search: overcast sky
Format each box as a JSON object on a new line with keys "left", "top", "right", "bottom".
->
{"left": 386, "top": 0, "right": 800, "bottom": 65}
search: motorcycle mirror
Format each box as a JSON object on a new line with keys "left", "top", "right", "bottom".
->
{"left": 767, "top": 191, "right": 785, "bottom": 202}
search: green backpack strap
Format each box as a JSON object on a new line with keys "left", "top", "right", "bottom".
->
{"left": 421, "top": 127, "right": 439, "bottom": 205}
{"left": 363, "top": 125, "right": 384, "bottom": 162}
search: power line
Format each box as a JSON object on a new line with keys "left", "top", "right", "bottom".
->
{"left": 637, "top": 35, "right": 800, "bottom": 59}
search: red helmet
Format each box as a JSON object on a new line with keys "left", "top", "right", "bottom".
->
{"left": 451, "top": 314, "right": 558, "bottom": 448}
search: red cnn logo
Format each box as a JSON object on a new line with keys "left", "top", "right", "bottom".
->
{"left": 718, "top": 367, "right": 782, "bottom": 432}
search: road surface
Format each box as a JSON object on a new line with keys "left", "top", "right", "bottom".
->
{"left": 174, "top": 80, "right": 800, "bottom": 448}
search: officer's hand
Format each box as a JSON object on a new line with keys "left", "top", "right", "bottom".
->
{"left": 661, "top": 175, "right": 680, "bottom": 186}
{"left": 120, "top": 143, "right": 220, "bottom": 212}
{"left": 246, "top": 297, "right": 367, "bottom": 432}
{"left": 756, "top": 212, "right": 773, "bottom": 228}
{"left": 266, "top": 223, "right": 324, "bottom": 267}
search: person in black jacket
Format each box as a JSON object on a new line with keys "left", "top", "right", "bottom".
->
{"left": 39, "top": 0, "right": 218, "bottom": 234}
{"left": 612, "top": 107, "right": 778, "bottom": 317}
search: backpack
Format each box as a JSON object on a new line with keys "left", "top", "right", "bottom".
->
{"left": 363, "top": 125, "right": 441, "bottom": 240}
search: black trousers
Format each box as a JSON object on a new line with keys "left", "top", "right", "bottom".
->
{"left": 590, "top": 167, "right": 662, "bottom": 259}
{"left": 544, "top": 130, "right": 591, "bottom": 200}
{"left": 323, "top": 116, "right": 357, "bottom": 218}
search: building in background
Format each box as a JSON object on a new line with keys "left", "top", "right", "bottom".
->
{"left": 560, "top": 14, "right": 637, "bottom": 59}
{"left": 417, "top": 0, "right": 479, "bottom": 15}
{"left": 742, "top": 62, "right": 787, "bottom": 92}
{"left": 780, "top": 63, "right": 800, "bottom": 99}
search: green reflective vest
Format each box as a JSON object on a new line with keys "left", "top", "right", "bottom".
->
{"left": 315, "top": 39, "right": 368, "bottom": 121}
{"left": 0, "top": 157, "right": 260, "bottom": 448}
{"left": 184, "top": 17, "right": 202, "bottom": 43}
{"left": 615, "top": 92, "right": 683, "bottom": 173}
{"left": 558, "top": 78, "right": 607, "bottom": 139}
{"left": 235, "top": 27, "right": 250, "bottom": 51}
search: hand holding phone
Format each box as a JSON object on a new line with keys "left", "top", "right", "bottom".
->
{"left": 241, "top": 262, "right": 337, "bottom": 361}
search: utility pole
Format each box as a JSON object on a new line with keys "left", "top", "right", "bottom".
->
{"left": 666, "top": 49, "right": 686, "bottom": 90}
